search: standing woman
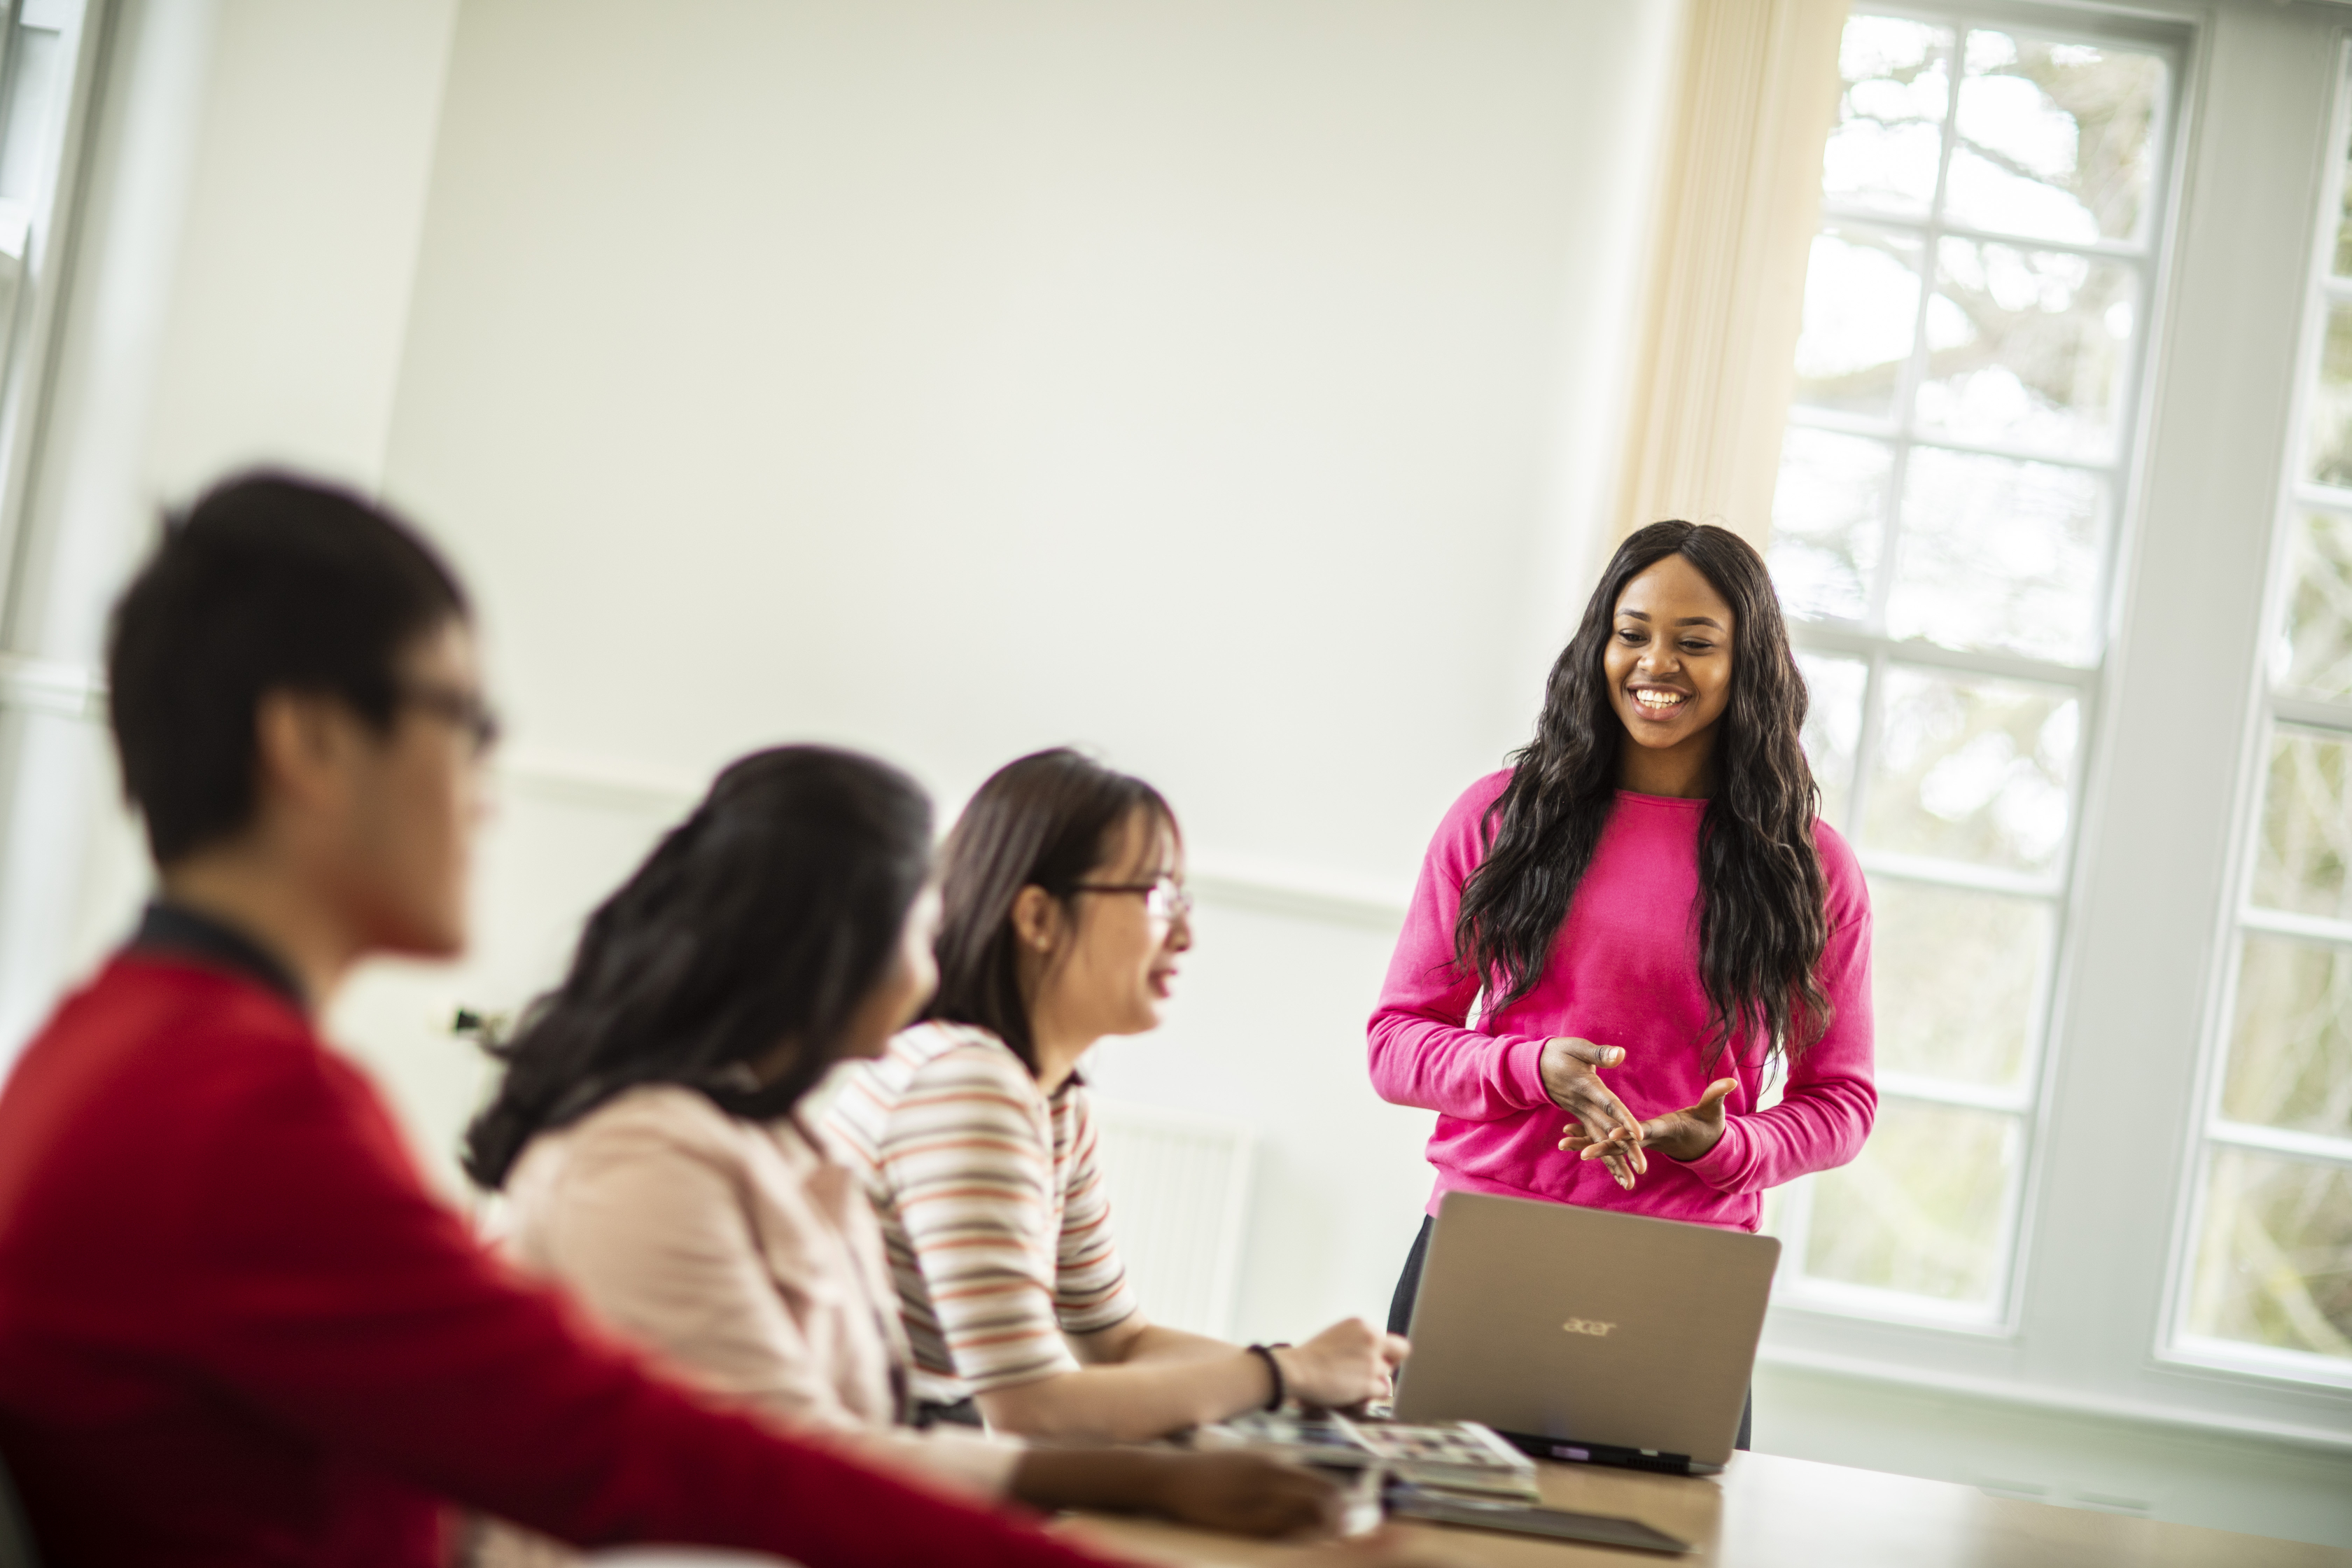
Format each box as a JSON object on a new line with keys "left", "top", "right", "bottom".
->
{"left": 1368, "top": 522, "right": 1875, "bottom": 1439}
{"left": 827, "top": 748, "right": 1406, "bottom": 1443}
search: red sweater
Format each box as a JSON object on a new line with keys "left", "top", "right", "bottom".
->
{"left": 0, "top": 951, "right": 1126, "bottom": 1567}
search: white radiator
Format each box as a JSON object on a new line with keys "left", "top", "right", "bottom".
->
{"left": 1088, "top": 1100, "right": 1256, "bottom": 1340}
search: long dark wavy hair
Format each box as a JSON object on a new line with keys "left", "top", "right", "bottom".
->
{"left": 1455, "top": 521, "right": 1830, "bottom": 1065}
{"left": 462, "top": 745, "right": 933, "bottom": 1189}
{"left": 924, "top": 748, "right": 1176, "bottom": 1076}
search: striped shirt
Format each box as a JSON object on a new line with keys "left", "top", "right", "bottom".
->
{"left": 822, "top": 1021, "right": 1138, "bottom": 1404}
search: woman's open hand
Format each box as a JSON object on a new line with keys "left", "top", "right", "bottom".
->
{"left": 1559, "top": 1076, "right": 1738, "bottom": 1169}
{"left": 1537, "top": 1037, "right": 1645, "bottom": 1190}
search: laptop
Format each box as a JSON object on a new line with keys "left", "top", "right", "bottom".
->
{"left": 1390, "top": 1191, "right": 1779, "bottom": 1475}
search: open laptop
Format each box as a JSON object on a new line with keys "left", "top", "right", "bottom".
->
{"left": 1390, "top": 1191, "right": 1779, "bottom": 1475}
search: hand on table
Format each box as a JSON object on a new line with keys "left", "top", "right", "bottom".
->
{"left": 1536, "top": 1037, "right": 1644, "bottom": 1191}
{"left": 1275, "top": 1318, "right": 1410, "bottom": 1409}
{"left": 1559, "top": 1077, "right": 1738, "bottom": 1180}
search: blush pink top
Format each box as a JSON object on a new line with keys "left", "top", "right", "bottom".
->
{"left": 1368, "top": 770, "right": 1876, "bottom": 1232}
{"left": 491, "top": 1087, "right": 1019, "bottom": 1494}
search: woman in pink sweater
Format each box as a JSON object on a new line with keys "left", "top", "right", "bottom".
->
{"left": 1368, "top": 522, "right": 1875, "bottom": 1441}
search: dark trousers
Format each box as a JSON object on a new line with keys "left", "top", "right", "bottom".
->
{"left": 1388, "top": 1214, "right": 1751, "bottom": 1452}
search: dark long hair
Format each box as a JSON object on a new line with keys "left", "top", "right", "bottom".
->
{"left": 462, "top": 745, "right": 932, "bottom": 1189}
{"left": 1455, "top": 521, "right": 1830, "bottom": 1065}
{"left": 925, "top": 748, "right": 1176, "bottom": 1075}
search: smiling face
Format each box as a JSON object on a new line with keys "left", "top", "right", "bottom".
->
{"left": 1601, "top": 553, "right": 1736, "bottom": 790}
{"left": 1027, "top": 805, "right": 1192, "bottom": 1049}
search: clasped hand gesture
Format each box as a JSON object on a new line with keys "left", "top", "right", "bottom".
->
{"left": 1537, "top": 1036, "right": 1737, "bottom": 1191}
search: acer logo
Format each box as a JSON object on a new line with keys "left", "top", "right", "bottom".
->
{"left": 1560, "top": 1317, "right": 1616, "bottom": 1337}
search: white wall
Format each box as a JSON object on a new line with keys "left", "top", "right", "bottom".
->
{"left": 384, "top": 0, "right": 1671, "bottom": 874}
{"left": 137, "top": 0, "right": 459, "bottom": 500}
{"left": 360, "top": 1, "right": 1687, "bottom": 1340}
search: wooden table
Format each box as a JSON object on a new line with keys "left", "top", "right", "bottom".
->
{"left": 1061, "top": 1451, "right": 2352, "bottom": 1567}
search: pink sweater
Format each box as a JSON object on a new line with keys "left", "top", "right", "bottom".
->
{"left": 1368, "top": 770, "right": 1875, "bottom": 1233}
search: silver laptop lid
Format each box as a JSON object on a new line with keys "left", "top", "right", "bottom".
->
{"left": 1391, "top": 1191, "right": 1779, "bottom": 1467}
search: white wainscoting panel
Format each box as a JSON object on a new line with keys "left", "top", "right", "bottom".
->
{"left": 1088, "top": 1099, "right": 1256, "bottom": 1343}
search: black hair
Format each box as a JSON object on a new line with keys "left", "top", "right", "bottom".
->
{"left": 924, "top": 748, "right": 1177, "bottom": 1075}
{"left": 1455, "top": 521, "right": 1831, "bottom": 1065}
{"left": 462, "top": 745, "right": 933, "bottom": 1190}
{"left": 104, "top": 471, "right": 470, "bottom": 865}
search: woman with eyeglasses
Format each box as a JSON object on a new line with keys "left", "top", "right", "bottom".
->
{"left": 460, "top": 746, "right": 1352, "bottom": 1554}
{"left": 825, "top": 748, "right": 1408, "bottom": 1442}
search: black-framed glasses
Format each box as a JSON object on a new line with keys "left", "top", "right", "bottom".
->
{"left": 396, "top": 680, "right": 502, "bottom": 758}
{"left": 1072, "top": 873, "right": 1192, "bottom": 924}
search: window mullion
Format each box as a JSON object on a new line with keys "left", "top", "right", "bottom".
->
{"left": 2269, "top": 693, "right": 2352, "bottom": 734}
{"left": 1844, "top": 645, "right": 1891, "bottom": 846}
{"left": 1788, "top": 622, "right": 2101, "bottom": 692}
{"left": 2290, "top": 479, "right": 2352, "bottom": 514}
{"left": 2206, "top": 1119, "right": 2352, "bottom": 1168}
{"left": 2236, "top": 904, "right": 2352, "bottom": 947}
{"left": 1877, "top": 1071, "right": 2034, "bottom": 1114}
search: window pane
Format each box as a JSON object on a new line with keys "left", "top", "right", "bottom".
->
{"left": 2336, "top": 120, "right": 2352, "bottom": 278}
{"left": 2252, "top": 727, "right": 2352, "bottom": 922}
{"left": 2306, "top": 305, "right": 2352, "bottom": 488}
{"left": 2223, "top": 935, "right": 2352, "bottom": 1141}
{"left": 1870, "top": 878, "right": 2052, "bottom": 1088}
{"left": 1793, "top": 228, "right": 1922, "bottom": 421}
{"left": 1945, "top": 30, "right": 2165, "bottom": 246}
{"left": 1917, "top": 239, "right": 2133, "bottom": 460}
{"left": 1886, "top": 446, "right": 2106, "bottom": 664}
{"left": 2274, "top": 511, "right": 2352, "bottom": 699}
{"left": 1802, "top": 1100, "right": 2017, "bottom": 1306}
{"left": 2185, "top": 1148, "right": 2352, "bottom": 1362}
{"left": 1823, "top": 17, "right": 1953, "bottom": 218}
{"left": 1864, "top": 666, "right": 2079, "bottom": 874}
{"left": 0, "top": 23, "right": 68, "bottom": 208}
{"left": 1771, "top": 429, "right": 1891, "bottom": 622}
{"left": 1797, "top": 652, "right": 1866, "bottom": 831}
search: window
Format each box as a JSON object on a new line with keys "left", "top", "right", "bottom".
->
{"left": 1765, "top": 8, "right": 2178, "bottom": 1322}
{"left": 2171, "top": 46, "right": 2352, "bottom": 1384}
{"left": 0, "top": 0, "right": 99, "bottom": 537}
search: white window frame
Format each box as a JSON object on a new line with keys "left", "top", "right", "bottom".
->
{"left": 2162, "top": 34, "right": 2352, "bottom": 1393}
{"left": 1769, "top": 0, "right": 2188, "bottom": 1334}
{"left": 1756, "top": 0, "right": 2352, "bottom": 1447}
{"left": 0, "top": 0, "right": 107, "bottom": 583}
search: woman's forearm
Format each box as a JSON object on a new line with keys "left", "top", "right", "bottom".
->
{"left": 1008, "top": 1447, "right": 1171, "bottom": 1512}
{"left": 1107, "top": 1322, "right": 1233, "bottom": 1367}
{"left": 974, "top": 1349, "right": 1272, "bottom": 1442}
{"left": 1367, "top": 1010, "right": 1553, "bottom": 1121}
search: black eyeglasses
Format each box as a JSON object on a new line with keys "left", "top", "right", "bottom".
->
{"left": 1072, "top": 873, "right": 1192, "bottom": 924}
{"left": 396, "top": 681, "right": 502, "bottom": 758}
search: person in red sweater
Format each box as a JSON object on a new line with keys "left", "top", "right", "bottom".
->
{"left": 0, "top": 475, "right": 1345, "bottom": 1567}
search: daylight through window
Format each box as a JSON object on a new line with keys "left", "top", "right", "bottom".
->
{"left": 1765, "top": 8, "right": 2175, "bottom": 1323}
{"left": 2173, "top": 46, "right": 2352, "bottom": 1382}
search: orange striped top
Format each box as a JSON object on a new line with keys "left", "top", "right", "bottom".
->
{"left": 823, "top": 1022, "right": 1138, "bottom": 1404}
